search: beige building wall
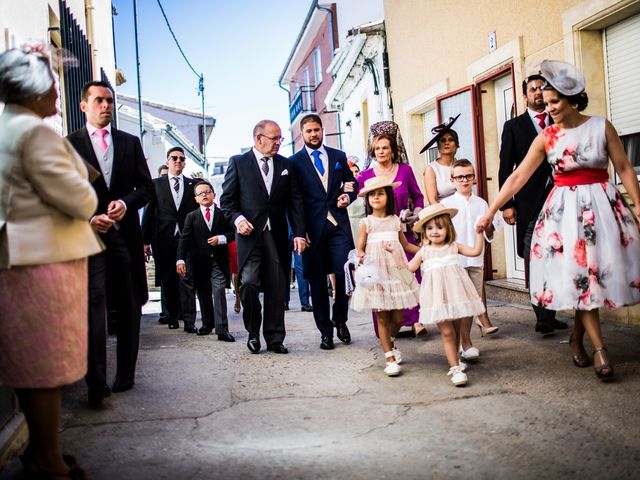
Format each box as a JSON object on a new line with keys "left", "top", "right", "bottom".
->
{"left": 384, "top": 0, "right": 640, "bottom": 324}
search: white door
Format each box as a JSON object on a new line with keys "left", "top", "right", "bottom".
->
{"left": 494, "top": 75, "right": 525, "bottom": 280}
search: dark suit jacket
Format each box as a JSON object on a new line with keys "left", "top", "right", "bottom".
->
{"left": 219, "top": 150, "right": 305, "bottom": 275}
{"left": 141, "top": 175, "right": 198, "bottom": 285}
{"left": 177, "top": 206, "right": 234, "bottom": 287}
{"left": 289, "top": 146, "right": 358, "bottom": 275}
{"left": 67, "top": 126, "right": 153, "bottom": 306}
{"left": 498, "top": 112, "right": 553, "bottom": 256}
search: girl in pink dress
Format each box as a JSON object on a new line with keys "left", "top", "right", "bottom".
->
{"left": 409, "top": 204, "right": 485, "bottom": 386}
{"left": 351, "top": 177, "right": 420, "bottom": 377}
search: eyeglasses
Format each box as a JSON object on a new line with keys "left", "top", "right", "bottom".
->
{"left": 452, "top": 174, "right": 475, "bottom": 182}
{"left": 168, "top": 156, "right": 186, "bottom": 162}
{"left": 528, "top": 85, "right": 544, "bottom": 93}
{"left": 259, "top": 134, "right": 284, "bottom": 143}
{"left": 195, "top": 190, "right": 213, "bottom": 197}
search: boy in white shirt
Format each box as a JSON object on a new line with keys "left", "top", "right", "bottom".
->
{"left": 442, "top": 159, "right": 500, "bottom": 361}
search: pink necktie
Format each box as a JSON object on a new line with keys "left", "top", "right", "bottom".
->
{"left": 95, "top": 128, "right": 108, "bottom": 153}
{"left": 205, "top": 207, "right": 211, "bottom": 222}
{"left": 535, "top": 113, "right": 546, "bottom": 130}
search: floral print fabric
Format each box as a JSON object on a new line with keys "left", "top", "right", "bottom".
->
{"left": 530, "top": 116, "right": 640, "bottom": 311}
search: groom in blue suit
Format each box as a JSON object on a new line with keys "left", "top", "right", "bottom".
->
{"left": 289, "top": 114, "right": 358, "bottom": 350}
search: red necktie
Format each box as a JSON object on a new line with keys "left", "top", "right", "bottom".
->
{"left": 205, "top": 207, "right": 211, "bottom": 222}
{"left": 535, "top": 113, "right": 546, "bottom": 130}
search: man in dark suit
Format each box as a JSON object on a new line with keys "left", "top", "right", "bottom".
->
{"left": 499, "top": 74, "right": 568, "bottom": 335}
{"left": 142, "top": 147, "right": 198, "bottom": 333}
{"left": 220, "top": 120, "right": 306, "bottom": 354}
{"left": 289, "top": 114, "right": 358, "bottom": 350}
{"left": 177, "top": 180, "right": 235, "bottom": 341}
{"left": 67, "top": 81, "right": 153, "bottom": 405}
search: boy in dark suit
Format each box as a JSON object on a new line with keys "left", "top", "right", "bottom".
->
{"left": 177, "top": 181, "right": 235, "bottom": 341}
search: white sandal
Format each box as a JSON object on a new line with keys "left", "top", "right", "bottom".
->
{"left": 384, "top": 351, "right": 401, "bottom": 376}
{"left": 447, "top": 365, "right": 467, "bottom": 386}
{"left": 390, "top": 337, "right": 402, "bottom": 364}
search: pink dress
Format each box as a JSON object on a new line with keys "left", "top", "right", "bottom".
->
{"left": 351, "top": 215, "right": 419, "bottom": 312}
{"left": 418, "top": 244, "right": 485, "bottom": 324}
{"left": 0, "top": 259, "right": 88, "bottom": 388}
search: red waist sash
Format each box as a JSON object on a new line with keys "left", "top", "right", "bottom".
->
{"left": 554, "top": 168, "right": 609, "bottom": 187}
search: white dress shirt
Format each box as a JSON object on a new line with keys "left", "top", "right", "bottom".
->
{"left": 86, "top": 122, "right": 114, "bottom": 188}
{"left": 234, "top": 148, "right": 274, "bottom": 231}
{"left": 527, "top": 108, "right": 549, "bottom": 134}
{"left": 305, "top": 145, "right": 328, "bottom": 180}
{"left": 441, "top": 192, "right": 489, "bottom": 268}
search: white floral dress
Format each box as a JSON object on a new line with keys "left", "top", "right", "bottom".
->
{"left": 350, "top": 215, "right": 419, "bottom": 312}
{"left": 530, "top": 116, "right": 640, "bottom": 311}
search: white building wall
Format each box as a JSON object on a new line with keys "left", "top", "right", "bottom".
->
{"left": 334, "top": 0, "right": 384, "bottom": 47}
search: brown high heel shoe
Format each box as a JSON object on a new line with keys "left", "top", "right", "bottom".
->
{"left": 569, "top": 333, "right": 591, "bottom": 368}
{"left": 593, "top": 347, "right": 614, "bottom": 381}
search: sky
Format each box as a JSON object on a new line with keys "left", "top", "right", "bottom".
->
{"left": 112, "top": 0, "right": 312, "bottom": 162}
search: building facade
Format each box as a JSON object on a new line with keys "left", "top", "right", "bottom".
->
{"left": 384, "top": 0, "right": 640, "bottom": 324}
{"left": 279, "top": 1, "right": 340, "bottom": 154}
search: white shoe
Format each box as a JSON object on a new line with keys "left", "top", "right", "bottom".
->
{"left": 459, "top": 346, "right": 480, "bottom": 361}
{"left": 384, "top": 351, "right": 401, "bottom": 376}
{"left": 447, "top": 366, "right": 468, "bottom": 386}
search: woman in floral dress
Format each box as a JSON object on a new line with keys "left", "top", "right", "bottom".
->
{"left": 477, "top": 60, "right": 640, "bottom": 381}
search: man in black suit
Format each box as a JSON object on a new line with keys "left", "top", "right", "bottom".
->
{"left": 289, "top": 114, "right": 358, "bottom": 350}
{"left": 177, "top": 180, "right": 235, "bottom": 341}
{"left": 67, "top": 81, "right": 153, "bottom": 405}
{"left": 220, "top": 120, "right": 306, "bottom": 354}
{"left": 499, "top": 74, "right": 568, "bottom": 335}
{"left": 142, "top": 147, "right": 198, "bottom": 333}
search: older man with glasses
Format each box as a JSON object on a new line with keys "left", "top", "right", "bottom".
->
{"left": 220, "top": 120, "right": 306, "bottom": 354}
{"left": 142, "top": 147, "right": 199, "bottom": 332}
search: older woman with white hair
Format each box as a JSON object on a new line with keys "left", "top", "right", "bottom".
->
{"left": 0, "top": 45, "right": 102, "bottom": 478}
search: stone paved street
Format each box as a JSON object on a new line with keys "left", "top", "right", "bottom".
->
{"left": 3, "top": 292, "right": 640, "bottom": 480}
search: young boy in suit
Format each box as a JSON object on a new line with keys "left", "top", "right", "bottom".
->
{"left": 177, "top": 181, "right": 235, "bottom": 341}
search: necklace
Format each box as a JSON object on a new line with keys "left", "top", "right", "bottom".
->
{"left": 376, "top": 163, "right": 397, "bottom": 177}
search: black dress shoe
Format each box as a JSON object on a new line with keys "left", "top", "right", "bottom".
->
{"left": 112, "top": 378, "right": 134, "bottom": 393}
{"left": 168, "top": 320, "right": 179, "bottom": 330}
{"left": 267, "top": 343, "right": 289, "bottom": 354}
{"left": 301, "top": 304, "right": 313, "bottom": 312}
{"left": 320, "top": 335, "right": 335, "bottom": 350}
{"left": 184, "top": 324, "right": 198, "bottom": 334}
{"left": 218, "top": 332, "right": 236, "bottom": 342}
{"left": 88, "top": 385, "right": 111, "bottom": 407}
{"left": 284, "top": 302, "right": 290, "bottom": 311}
{"left": 158, "top": 315, "right": 170, "bottom": 325}
{"left": 197, "top": 327, "right": 213, "bottom": 336}
{"left": 247, "top": 335, "right": 261, "bottom": 353}
{"left": 535, "top": 321, "right": 555, "bottom": 335}
{"left": 550, "top": 319, "right": 569, "bottom": 330}
{"left": 336, "top": 324, "right": 351, "bottom": 344}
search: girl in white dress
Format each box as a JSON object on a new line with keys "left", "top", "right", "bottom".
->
{"left": 409, "top": 204, "right": 485, "bottom": 386}
{"left": 351, "top": 177, "right": 420, "bottom": 377}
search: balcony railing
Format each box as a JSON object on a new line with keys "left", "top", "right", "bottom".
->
{"left": 289, "top": 86, "right": 316, "bottom": 123}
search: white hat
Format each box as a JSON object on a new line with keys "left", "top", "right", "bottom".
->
{"left": 412, "top": 203, "right": 458, "bottom": 233}
{"left": 358, "top": 176, "right": 402, "bottom": 197}
{"left": 539, "top": 60, "right": 585, "bottom": 96}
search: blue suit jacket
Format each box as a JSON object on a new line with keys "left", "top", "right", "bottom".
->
{"left": 290, "top": 146, "right": 358, "bottom": 274}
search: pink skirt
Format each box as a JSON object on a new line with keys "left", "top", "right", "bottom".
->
{"left": 0, "top": 258, "right": 88, "bottom": 388}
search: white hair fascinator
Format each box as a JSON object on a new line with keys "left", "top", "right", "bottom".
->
{"left": 539, "top": 60, "right": 585, "bottom": 96}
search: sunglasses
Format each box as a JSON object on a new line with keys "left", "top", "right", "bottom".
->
{"left": 168, "top": 155, "right": 186, "bottom": 162}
